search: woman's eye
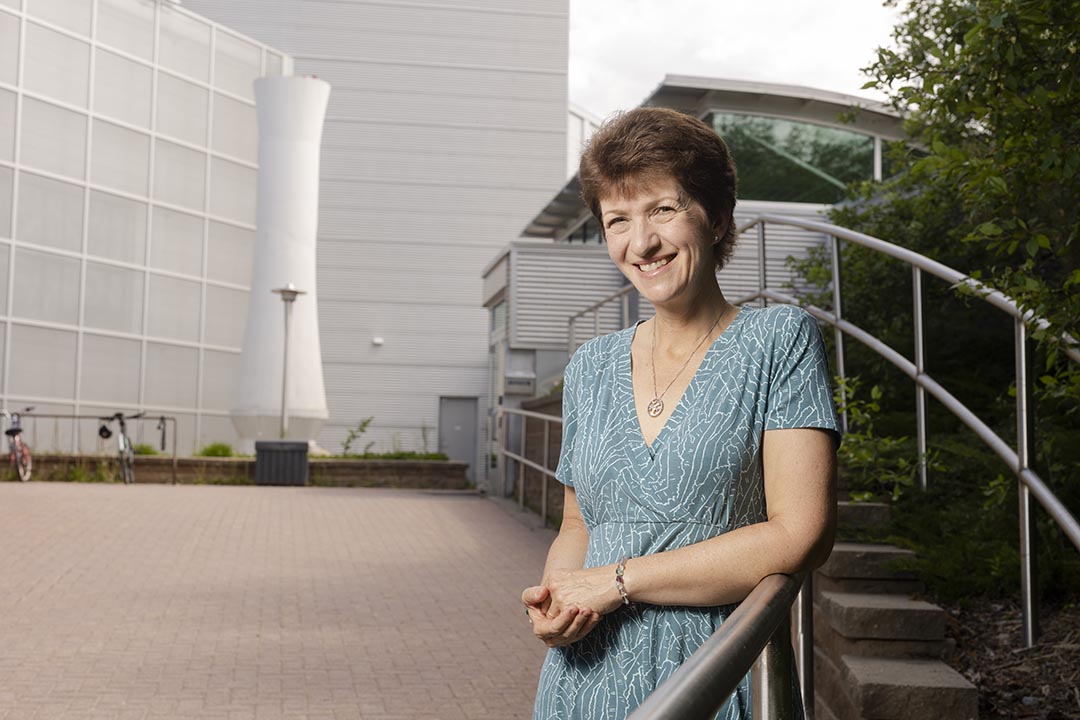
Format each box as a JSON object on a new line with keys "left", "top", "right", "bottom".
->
{"left": 652, "top": 206, "right": 677, "bottom": 222}
{"left": 606, "top": 218, "right": 629, "bottom": 233}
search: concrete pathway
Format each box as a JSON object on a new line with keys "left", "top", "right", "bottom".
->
{"left": 0, "top": 483, "right": 557, "bottom": 720}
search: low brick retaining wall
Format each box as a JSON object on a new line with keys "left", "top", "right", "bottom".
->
{"left": 18, "top": 454, "right": 470, "bottom": 490}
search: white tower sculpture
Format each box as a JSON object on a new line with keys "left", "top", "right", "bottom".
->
{"left": 231, "top": 76, "right": 331, "bottom": 447}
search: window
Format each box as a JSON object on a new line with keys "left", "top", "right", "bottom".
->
{"left": 88, "top": 190, "right": 147, "bottom": 264}
{"left": 23, "top": 22, "right": 90, "bottom": 107}
{"left": 709, "top": 113, "right": 874, "bottom": 204}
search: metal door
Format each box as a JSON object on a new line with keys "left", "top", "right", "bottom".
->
{"left": 438, "top": 396, "right": 478, "bottom": 484}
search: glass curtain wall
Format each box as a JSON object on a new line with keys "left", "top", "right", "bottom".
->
{"left": 0, "top": 0, "right": 289, "bottom": 454}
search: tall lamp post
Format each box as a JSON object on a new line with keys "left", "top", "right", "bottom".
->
{"left": 271, "top": 283, "right": 306, "bottom": 439}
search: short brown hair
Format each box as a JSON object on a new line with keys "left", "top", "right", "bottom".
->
{"left": 579, "top": 107, "right": 738, "bottom": 268}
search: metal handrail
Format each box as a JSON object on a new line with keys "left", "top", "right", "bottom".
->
{"left": 737, "top": 214, "right": 1080, "bottom": 648}
{"left": 627, "top": 573, "right": 804, "bottom": 720}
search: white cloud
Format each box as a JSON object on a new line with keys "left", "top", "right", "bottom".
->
{"left": 570, "top": 0, "right": 902, "bottom": 119}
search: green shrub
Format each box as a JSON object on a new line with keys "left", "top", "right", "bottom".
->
{"left": 195, "top": 442, "right": 233, "bottom": 458}
{"left": 133, "top": 443, "right": 158, "bottom": 456}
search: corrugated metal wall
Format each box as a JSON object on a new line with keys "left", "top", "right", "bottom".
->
{"left": 510, "top": 243, "right": 626, "bottom": 351}
{"left": 183, "top": 0, "right": 569, "bottom": 483}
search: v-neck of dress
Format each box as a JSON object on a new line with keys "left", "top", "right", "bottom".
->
{"left": 625, "top": 306, "right": 747, "bottom": 452}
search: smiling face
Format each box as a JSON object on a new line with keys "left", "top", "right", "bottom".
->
{"left": 601, "top": 175, "right": 721, "bottom": 310}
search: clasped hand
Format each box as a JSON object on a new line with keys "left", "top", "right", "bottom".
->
{"left": 521, "top": 565, "right": 622, "bottom": 648}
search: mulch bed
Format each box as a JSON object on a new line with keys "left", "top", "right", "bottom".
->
{"left": 941, "top": 597, "right": 1080, "bottom": 719}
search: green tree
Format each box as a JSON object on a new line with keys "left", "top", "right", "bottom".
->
{"left": 860, "top": 0, "right": 1080, "bottom": 401}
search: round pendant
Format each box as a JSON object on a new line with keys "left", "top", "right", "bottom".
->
{"left": 647, "top": 397, "right": 664, "bottom": 418}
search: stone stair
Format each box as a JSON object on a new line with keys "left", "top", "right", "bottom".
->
{"left": 810, "top": 500, "right": 978, "bottom": 720}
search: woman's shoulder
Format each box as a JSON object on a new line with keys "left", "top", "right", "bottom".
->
{"left": 734, "top": 303, "right": 817, "bottom": 337}
{"left": 567, "top": 325, "right": 634, "bottom": 375}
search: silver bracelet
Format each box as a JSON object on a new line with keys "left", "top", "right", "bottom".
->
{"left": 615, "top": 556, "right": 631, "bottom": 605}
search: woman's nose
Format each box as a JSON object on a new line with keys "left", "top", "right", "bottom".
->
{"left": 627, "top": 219, "right": 660, "bottom": 257}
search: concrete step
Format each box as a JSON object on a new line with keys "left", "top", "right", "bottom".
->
{"left": 837, "top": 500, "right": 890, "bottom": 530}
{"left": 817, "top": 591, "right": 945, "bottom": 642}
{"left": 816, "top": 573, "right": 924, "bottom": 596}
{"left": 840, "top": 654, "right": 977, "bottom": 719}
{"left": 813, "top": 602, "right": 951, "bottom": 659}
{"left": 819, "top": 542, "right": 918, "bottom": 583}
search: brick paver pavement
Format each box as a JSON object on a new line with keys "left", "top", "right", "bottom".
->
{"left": 0, "top": 483, "right": 558, "bottom": 720}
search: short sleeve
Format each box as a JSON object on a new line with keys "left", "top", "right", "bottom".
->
{"left": 764, "top": 307, "right": 841, "bottom": 444}
{"left": 554, "top": 350, "right": 583, "bottom": 487}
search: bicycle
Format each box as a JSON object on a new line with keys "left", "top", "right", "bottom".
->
{"left": 2, "top": 406, "right": 34, "bottom": 481}
{"left": 98, "top": 412, "right": 144, "bottom": 484}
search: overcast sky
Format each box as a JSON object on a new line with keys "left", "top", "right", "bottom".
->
{"left": 568, "top": 0, "right": 904, "bottom": 119}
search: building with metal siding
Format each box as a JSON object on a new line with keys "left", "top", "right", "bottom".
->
{"left": 0, "top": 0, "right": 289, "bottom": 454}
{"left": 183, "top": 0, "right": 570, "bottom": 484}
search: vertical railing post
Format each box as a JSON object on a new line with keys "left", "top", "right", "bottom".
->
{"left": 593, "top": 308, "right": 600, "bottom": 338}
{"left": 567, "top": 317, "right": 575, "bottom": 358}
{"left": 1015, "top": 318, "right": 1038, "bottom": 646}
{"left": 541, "top": 420, "right": 550, "bottom": 525}
{"left": 495, "top": 408, "right": 504, "bottom": 496}
{"left": 829, "top": 235, "right": 847, "bottom": 433}
{"left": 517, "top": 412, "right": 527, "bottom": 508}
{"left": 752, "top": 614, "right": 794, "bottom": 719}
{"left": 621, "top": 292, "right": 629, "bottom": 329}
{"left": 794, "top": 577, "right": 814, "bottom": 719}
{"left": 913, "top": 267, "right": 928, "bottom": 490}
{"left": 757, "top": 222, "right": 768, "bottom": 308}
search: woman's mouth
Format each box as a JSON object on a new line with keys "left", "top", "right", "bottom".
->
{"left": 637, "top": 256, "right": 673, "bottom": 273}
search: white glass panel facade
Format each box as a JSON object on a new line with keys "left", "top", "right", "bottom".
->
{"left": 23, "top": 22, "right": 90, "bottom": 108}
{"left": 144, "top": 342, "right": 197, "bottom": 408}
{"left": 26, "top": 0, "right": 92, "bottom": 37}
{"left": 156, "top": 72, "right": 208, "bottom": 146}
{"left": 87, "top": 190, "right": 146, "bottom": 264}
{"left": 91, "top": 120, "right": 149, "bottom": 195}
{"left": 154, "top": 139, "right": 205, "bottom": 211}
{"left": 0, "top": 87, "right": 16, "bottom": 162}
{"left": 0, "top": 167, "right": 11, "bottom": 238}
{"left": 209, "top": 157, "right": 255, "bottom": 224}
{"left": 211, "top": 93, "right": 256, "bottom": 162}
{"left": 0, "top": 242, "right": 8, "bottom": 314}
{"left": 198, "top": 413, "right": 239, "bottom": 448}
{"left": 265, "top": 52, "right": 283, "bottom": 77}
{"left": 159, "top": 7, "right": 210, "bottom": 83}
{"left": 83, "top": 261, "right": 143, "bottom": 334}
{"left": 9, "top": 324, "right": 77, "bottom": 399}
{"left": 20, "top": 97, "right": 86, "bottom": 179}
{"left": 147, "top": 273, "right": 200, "bottom": 341}
{"left": 12, "top": 247, "right": 80, "bottom": 324}
{"left": 150, "top": 205, "right": 202, "bottom": 276}
{"left": 80, "top": 333, "right": 140, "bottom": 404}
{"left": 203, "top": 284, "right": 246, "bottom": 348}
{"left": 96, "top": 0, "right": 154, "bottom": 60}
{"left": 16, "top": 172, "right": 83, "bottom": 251}
{"left": 214, "top": 30, "right": 260, "bottom": 101}
{"left": 2, "top": 1, "right": 284, "bottom": 452}
{"left": 200, "top": 349, "right": 238, "bottom": 411}
{"left": 0, "top": 11, "right": 17, "bottom": 86}
{"left": 206, "top": 221, "right": 253, "bottom": 286}
{"left": 94, "top": 49, "right": 152, "bottom": 128}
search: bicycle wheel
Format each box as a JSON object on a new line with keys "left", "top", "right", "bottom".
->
{"left": 16, "top": 442, "right": 32, "bottom": 482}
{"left": 120, "top": 440, "right": 134, "bottom": 484}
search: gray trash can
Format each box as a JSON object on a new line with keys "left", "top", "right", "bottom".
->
{"left": 255, "top": 440, "right": 309, "bottom": 486}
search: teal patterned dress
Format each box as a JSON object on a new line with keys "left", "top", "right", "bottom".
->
{"left": 533, "top": 304, "right": 840, "bottom": 720}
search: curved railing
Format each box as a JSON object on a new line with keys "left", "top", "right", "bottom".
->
{"left": 737, "top": 214, "right": 1080, "bottom": 650}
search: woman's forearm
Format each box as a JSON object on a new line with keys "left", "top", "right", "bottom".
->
{"left": 541, "top": 517, "right": 590, "bottom": 582}
{"left": 619, "top": 516, "right": 832, "bottom": 607}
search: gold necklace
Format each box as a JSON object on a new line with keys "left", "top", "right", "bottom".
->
{"left": 647, "top": 306, "right": 728, "bottom": 418}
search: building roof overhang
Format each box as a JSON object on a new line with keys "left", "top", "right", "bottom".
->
{"left": 521, "top": 75, "right": 907, "bottom": 240}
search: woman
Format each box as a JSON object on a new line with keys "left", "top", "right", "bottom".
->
{"left": 522, "top": 107, "right": 839, "bottom": 719}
